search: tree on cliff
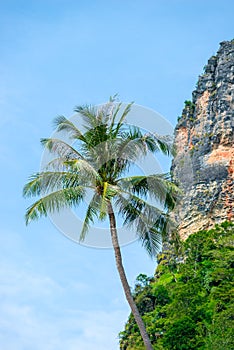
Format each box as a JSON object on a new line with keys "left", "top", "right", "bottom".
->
{"left": 23, "top": 98, "right": 178, "bottom": 350}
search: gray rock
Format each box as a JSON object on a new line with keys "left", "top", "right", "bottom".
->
{"left": 171, "top": 40, "right": 234, "bottom": 239}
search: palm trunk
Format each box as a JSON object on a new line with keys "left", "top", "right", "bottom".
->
{"left": 107, "top": 201, "right": 153, "bottom": 350}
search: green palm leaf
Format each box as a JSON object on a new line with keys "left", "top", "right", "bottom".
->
{"left": 25, "top": 186, "right": 85, "bottom": 225}
{"left": 53, "top": 115, "right": 86, "bottom": 141}
{"left": 74, "top": 104, "right": 99, "bottom": 129}
{"left": 115, "top": 192, "right": 171, "bottom": 256}
{"left": 41, "top": 138, "right": 83, "bottom": 159}
{"left": 109, "top": 102, "right": 122, "bottom": 132}
{"left": 80, "top": 192, "right": 101, "bottom": 242}
{"left": 23, "top": 169, "right": 96, "bottom": 198}
{"left": 118, "top": 174, "right": 180, "bottom": 210}
{"left": 113, "top": 102, "right": 133, "bottom": 136}
{"left": 23, "top": 171, "right": 79, "bottom": 197}
{"left": 150, "top": 133, "right": 175, "bottom": 156}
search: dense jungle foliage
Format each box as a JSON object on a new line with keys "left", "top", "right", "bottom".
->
{"left": 119, "top": 222, "right": 234, "bottom": 349}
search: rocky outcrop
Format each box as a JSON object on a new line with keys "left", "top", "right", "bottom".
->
{"left": 171, "top": 40, "right": 234, "bottom": 239}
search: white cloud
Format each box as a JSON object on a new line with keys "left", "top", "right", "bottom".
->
{"left": 0, "top": 300, "right": 126, "bottom": 350}
{"left": 0, "top": 263, "right": 59, "bottom": 295}
{"left": 0, "top": 303, "right": 61, "bottom": 350}
{"left": 0, "top": 241, "right": 128, "bottom": 350}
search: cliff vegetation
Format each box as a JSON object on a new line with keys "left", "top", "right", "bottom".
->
{"left": 119, "top": 222, "right": 234, "bottom": 349}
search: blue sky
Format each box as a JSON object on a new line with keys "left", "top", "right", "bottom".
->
{"left": 0, "top": 1, "right": 233, "bottom": 349}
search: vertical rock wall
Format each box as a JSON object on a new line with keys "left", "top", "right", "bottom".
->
{"left": 171, "top": 40, "right": 234, "bottom": 239}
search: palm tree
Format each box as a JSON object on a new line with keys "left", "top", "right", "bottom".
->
{"left": 23, "top": 98, "right": 178, "bottom": 349}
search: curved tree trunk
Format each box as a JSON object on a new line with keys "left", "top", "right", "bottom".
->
{"left": 107, "top": 201, "right": 153, "bottom": 350}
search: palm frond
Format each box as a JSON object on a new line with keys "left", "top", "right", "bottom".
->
{"left": 53, "top": 116, "right": 86, "bottom": 141}
{"left": 140, "top": 227, "right": 162, "bottom": 257}
{"left": 25, "top": 186, "right": 85, "bottom": 225}
{"left": 74, "top": 105, "right": 98, "bottom": 129}
{"left": 79, "top": 192, "right": 101, "bottom": 242}
{"left": 63, "top": 159, "right": 101, "bottom": 183}
{"left": 41, "top": 138, "right": 83, "bottom": 160}
{"left": 118, "top": 173, "right": 180, "bottom": 210}
{"left": 113, "top": 102, "right": 133, "bottom": 136}
{"left": 99, "top": 181, "right": 108, "bottom": 219}
{"left": 96, "top": 102, "right": 115, "bottom": 126}
{"left": 118, "top": 134, "right": 147, "bottom": 161}
{"left": 147, "top": 133, "right": 175, "bottom": 156}
{"left": 115, "top": 192, "right": 171, "bottom": 257}
{"left": 43, "top": 157, "right": 74, "bottom": 172}
{"left": 109, "top": 102, "right": 122, "bottom": 133}
{"left": 81, "top": 124, "right": 109, "bottom": 149}
{"left": 23, "top": 171, "right": 86, "bottom": 198}
{"left": 112, "top": 128, "right": 156, "bottom": 168}
{"left": 42, "top": 157, "right": 102, "bottom": 189}
{"left": 109, "top": 93, "right": 119, "bottom": 103}
{"left": 120, "top": 131, "right": 174, "bottom": 157}
{"left": 96, "top": 132, "right": 147, "bottom": 179}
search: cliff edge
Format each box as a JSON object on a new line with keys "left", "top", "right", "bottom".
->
{"left": 171, "top": 40, "right": 234, "bottom": 239}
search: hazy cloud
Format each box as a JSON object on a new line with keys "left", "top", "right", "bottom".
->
{"left": 0, "top": 246, "right": 127, "bottom": 350}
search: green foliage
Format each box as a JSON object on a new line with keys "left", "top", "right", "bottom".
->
{"left": 152, "top": 285, "right": 170, "bottom": 306}
{"left": 184, "top": 100, "right": 194, "bottom": 107}
{"left": 119, "top": 222, "right": 234, "bottom": 349}
{"left": 177, "top": 100, "right": 196, "bottom": 122}
{"left": 163, "top": 316, "right": 197, "bottom": 349}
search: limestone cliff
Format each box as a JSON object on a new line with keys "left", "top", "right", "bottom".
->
{"left": 171, "top": 40, "right": 234, "bottom": 239}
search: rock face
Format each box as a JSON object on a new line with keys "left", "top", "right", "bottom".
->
{"left": 171, "top": 40, "right": 234, "bottom": 239}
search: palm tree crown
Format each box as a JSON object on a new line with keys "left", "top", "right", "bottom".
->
{"left": 23, "top": 98, "right": 177, "bottom": 254}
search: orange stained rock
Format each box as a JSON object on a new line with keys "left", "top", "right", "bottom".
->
{"left": 176, "top": 127, "right": 188, "bottom": 153}
{"left": 226, "top": 157, "right": 234, "bottom": 220}
{"left": 206, "top": 146, "right": 234, "bottom": 165}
